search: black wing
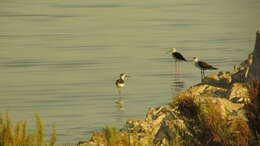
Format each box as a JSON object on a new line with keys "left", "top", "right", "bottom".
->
{"left": 115, "top": 79, "right": 124, "bottom": 85}
{"left": 172, "top": 52, "right": 186, "bottom": 61}
{"left": 198, "top": 61, "right": 217, "bottom": 70}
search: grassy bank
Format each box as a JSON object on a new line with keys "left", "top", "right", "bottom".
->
{"left": 0, "top": 113, "right": 56, "bottom": 146}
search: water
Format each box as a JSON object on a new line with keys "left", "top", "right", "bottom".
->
{"left": 0, "top": 0, "right": 259, "bottom": 144}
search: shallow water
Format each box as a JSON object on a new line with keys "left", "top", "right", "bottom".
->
{"left": 0, "top": 0, "right": 259, "bottom": 143}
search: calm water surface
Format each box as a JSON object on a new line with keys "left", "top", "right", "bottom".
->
{"left": 0, "top": 0, "right": 259, "bottom": 143}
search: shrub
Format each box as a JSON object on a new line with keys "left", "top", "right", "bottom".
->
{"left": 0, "top": 113, "right": 56, "bottom": 146}
{"left": 173, "top": 95, "right": 253, "bottom": 146}
{"left": 245, "top": 79, "right": 260, "bottom": 140}
{"left": 173, "top": 95, "right": 199, "bottom": 119}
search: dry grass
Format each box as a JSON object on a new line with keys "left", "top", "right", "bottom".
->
{"left": 173, "top": 95, "right": 199, "bottom": 119}
{"left": 0, "top": 113, "right": 56, "bottom": 146}
{"left": 173, "top": 95, "right": 254, "bottom": 146}
{"left": 198, "top": 100, "right": 252, "bottom": 146}
{"left": 245, "top": 79, "right": 260, "bottom": 141}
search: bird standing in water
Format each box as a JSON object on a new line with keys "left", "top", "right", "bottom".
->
{"left": 115, "top": 73, "right": 130, "bottom": 111}
{"left": 192, "top": 57, "right": 217, "bottom": 79}
{"left": 167, "top": 48, "right": 187, "bottom": 72}
{"left": 115, "top": 73, "right": 130, "bottom": 96}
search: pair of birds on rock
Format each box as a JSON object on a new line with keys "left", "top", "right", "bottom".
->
{"left": 167, "top": 48, "right": 217, "bottom": 78}
{"left": 115, "top": 48, "right": 218, "bottom": 90}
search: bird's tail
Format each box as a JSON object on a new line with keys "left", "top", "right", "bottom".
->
{"left": 211, "top": 66, "right": 218, "bottom": 70}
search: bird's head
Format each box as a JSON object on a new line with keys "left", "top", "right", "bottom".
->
{"left": 120, "top": 73, "right": 130, "bottom": 80}
{"left": 248, "top": 53, "right": 253, "bottom": 65}
{"left": 167, "top": 48, "right": 177, "bottom": 54}
{"left": 248, "top": 53, "right": 253, "bottom": 60}
{"left": 192, "top": 57, "right": 199, "bottom": 62}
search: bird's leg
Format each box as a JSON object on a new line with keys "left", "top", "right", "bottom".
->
{"left": 175, "top": 60, "right": 177, "bottom": 72}
{"left": 178, "top": 61, "right": 180, "bottom": 73}
{"left": 202, "top": 70, "right": 205, "bottom": 79}
{"left": 115, "top": 89, "right": 125, "bottom": 111}
{"left": 177, "top": 62, "right": 179, "bottom": 73}
{"left": 117, "top": 88, "right": 122, "bottom": 98}
{"left": 115, "top": 88, "right": 124, "bottom": 105}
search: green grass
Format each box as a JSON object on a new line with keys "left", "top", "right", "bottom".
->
{"left": 0, "top": 113, "right": 56, "bottom": 146}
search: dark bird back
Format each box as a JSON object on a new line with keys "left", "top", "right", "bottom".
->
{"left": 172, "top": 52, "right": 186, "bottom": 61}
{"left": 116, "top": 78, "right": 125, "bottom": 85}
{"left": 198, "top": 61, "right": 217, "bottom": 70}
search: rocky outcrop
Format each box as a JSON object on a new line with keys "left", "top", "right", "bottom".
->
{"left": 202, "top": 72, "right": 232, "bottom": 88}
{"left": 248, "top": 30, "right": 260, "bottom": 80}
{"left": 80, "top": 32, "right": 260, "bottom": 146}
{"left": 180, "top": 83, "right": 227, "bottom": 98}
{"left": 227, "top": 83, "right": 250, "bottom": 103}
{"left": 80, "top": 81, "right": 247, "bottom": 146}
{"left": 80, "top": 63, "right": 254, "bottom": 146}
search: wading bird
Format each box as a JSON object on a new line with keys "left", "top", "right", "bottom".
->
{"left": 115, "top": 73, "right": 130, "bottom": 96}
{"left": 192, "top": 57, "right": 217, "bottom": 79}
{"left": 167, "top": 48, "right": 187, "bottom": 72}
{"left": 115, "top": 73, "right": 130, "bottom": 110}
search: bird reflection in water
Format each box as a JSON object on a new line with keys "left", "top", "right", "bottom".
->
{"left": 167, "top": 48, "right": 187, "bottom": 73}
{"left": 114, "top": 96, "right": 125, "bottom": 127}
{"left": 171, "top": 66, "right": 185, "bottom": 96}
{"left": 171, "top": 73, "right": 185, "bottom": 95}
{"left": 114, "top": 73, "right": 131, "bottom": 127}
{"left": 115, "top": 96, "right": 125, "bottom": 111}
{"left": 114, "top": 73, "right": 130, "bottom": 111}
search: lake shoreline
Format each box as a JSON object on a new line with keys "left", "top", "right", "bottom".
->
{"left": 79, "top": 31, "right": 260, "bottom": 146}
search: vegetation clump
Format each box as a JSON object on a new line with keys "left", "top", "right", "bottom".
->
{"left": 0, "top": 113, "right": 56, "bottom": 146}
{"left": 173, "top": 95, "right": 254, "bottom": 146}
{"left": 84, "top": 126, "right": 153, "bottom": 146}
{"left": 173, "top": 95, "right": 199, "bottom": 119}
{"left": 245, "top": 80, "right": 260, "bottom": 141}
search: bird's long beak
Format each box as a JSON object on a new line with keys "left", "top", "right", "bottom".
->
{"left": 166, "top": 49, "right": 172, "bottom": 54}
{"left": 126, "top": 75, "right": 131, "bottom": 78}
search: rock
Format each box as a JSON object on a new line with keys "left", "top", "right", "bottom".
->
{"left": 202, "top": 72, "right": 232, "bottom": 88}
{"left": 248, "top": 30, "right": 260, "bottom": 80}
{"left": 80, "top": 31, "right": 260, "bottom": 146}
{"left": 80, "top": 132, "right": 106, "bottom": 146}
{"left": 179, "top": 83, "right": 227, "bottom": 98}
{"left": 154, "top": 119, "right": 189, "bottom": 146}
{"left": 125, "top": 106, "right": 178, "bottom": 137}
{"left": 206, "top": 97, "right": 243, "bottom": 117}
{"left": 227, "top": 83, "right": 250, "bottom": 103}
{"left": 125, "top": 120, "right": 148, "bottom": 133}
{"left": 155, "top": 96, "right": 243, "bottom": 146}
{"left": 231, "top": 69, "right": 247, "bottom": 83}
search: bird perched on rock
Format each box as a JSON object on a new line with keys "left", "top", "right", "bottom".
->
{"left": 243, "top": 53, "right": 253, "bottom": 78}
{"left": 167, "top": 48, "right": 187, "bottom": 72}
{"left": 233, "top": 53, "right": 253, "bottom": 78}
{"left": 240, "top": 53, "right": 253, "bottom": 67}
{"left": 192, "top": 57, "right": 217, "bottom": 79}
